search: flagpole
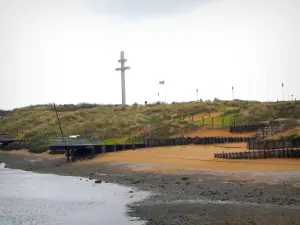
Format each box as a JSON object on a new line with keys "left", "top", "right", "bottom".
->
{"left": 267, "top": 74, "right": 270, "bottom": 102}
{"left": 164, "top": 81, "right": 166, "bottom": 104}
{"left": 282, "top": 83, "right": 284, "bottom": 101}
{"left": 249, "top": 78, "right": 251, "bottom": 101}
{"left": 159, "top": 80, "right": 166, "bottom": 104}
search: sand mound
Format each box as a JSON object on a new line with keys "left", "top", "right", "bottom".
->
{"left": 266, "top": 127, "right": 300, "bottom": 140}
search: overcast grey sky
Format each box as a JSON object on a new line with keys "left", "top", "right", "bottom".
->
{"left": 1, "top": 0, "right": 300, "bottom": 110}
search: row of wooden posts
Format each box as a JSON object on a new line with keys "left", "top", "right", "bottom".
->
{"left": 174, "top": 114, "right": 234, "bottom": 127}
{"left": 214, "top": 149, "right": 300, "bottom": 159}
{"left": 229, "top": 124, "right": 267, "bottom": 133}
{"left": 144, "top": 136, "right": 254, "bottom": 147}
{"left": 247, "top": 138, "right": 300, "bottom": 150}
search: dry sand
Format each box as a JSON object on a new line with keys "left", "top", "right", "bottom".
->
{"left": 75, "top": 144, "right": 300, "bottom": 173}
{"left": 4, "top": 142, "right": 299, "bottom": 175}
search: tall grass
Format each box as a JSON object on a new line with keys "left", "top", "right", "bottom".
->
{"left": 1, "top": 100, "right": 299, "bottom": 147}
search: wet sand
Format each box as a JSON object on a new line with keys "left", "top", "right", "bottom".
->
{"left": 1, "top": 145, "right": 300, "bottom": 225}
{"left": 6, "top": 149, "right": 63, "bottom": 159}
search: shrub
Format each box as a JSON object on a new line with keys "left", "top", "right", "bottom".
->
{"left": 28, "top": 141, "right": 49, "bottom": 153}
{"left": 279, "top": 133, "right": 299, "bottom": 140}
{"left": 1, "top": 141, "right": 31, "bottom": 151}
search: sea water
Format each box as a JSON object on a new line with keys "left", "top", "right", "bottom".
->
{"left": 0, "top": 163, "right": 148, "bottom": 225}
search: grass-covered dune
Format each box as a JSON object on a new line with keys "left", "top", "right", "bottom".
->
{"left": 1, "top": 100, "right": 300, "bottom": 152}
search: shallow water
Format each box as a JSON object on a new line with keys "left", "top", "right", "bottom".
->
{"left": 0, "top": 163, "right": 149, "bottom": 225}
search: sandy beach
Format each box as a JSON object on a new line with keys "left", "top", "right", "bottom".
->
{"left": 1, "top": 144, "right": 300, "bottom": 225}
{"left": 74, "top": 143, "right": 300, "bottom": 173}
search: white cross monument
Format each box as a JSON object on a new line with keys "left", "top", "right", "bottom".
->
{"left": 115, "top": 51, "right": 130, "bottom": 105}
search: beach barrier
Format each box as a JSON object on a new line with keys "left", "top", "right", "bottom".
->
{"left": 144, "top": 136, "right": 254, "bottom": 147}
{"left": 248, "top": 138, "right": 300, "bottom": 150}
{"left": 214, "top": 149, "right": 300, "bottom": 159}
{"left": 214, "top": 138, "right": 300, "bottom": 159}
{"left": 229, "top": 124, "right": 267, "bottom": 133}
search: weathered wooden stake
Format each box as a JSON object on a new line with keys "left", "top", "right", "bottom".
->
{"left": 71, "top": 149, "right": 75, "bottom": 162}
{"left": 66, "top": 148, "right": 70, "bottom": 161}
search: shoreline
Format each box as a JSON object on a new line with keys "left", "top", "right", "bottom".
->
{"left": 1, "top": 151, "right": 300, "bottom": 224}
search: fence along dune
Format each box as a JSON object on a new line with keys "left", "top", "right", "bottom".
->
{"left": 184, "top": 128, "right": 257, "bottom": 138}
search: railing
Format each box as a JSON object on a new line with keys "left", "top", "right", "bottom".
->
{"left": 49, "top": 136, "right": 100, "bottom": 146}
{"left": 0, "top": 134, "right": 16, "bottom": 142}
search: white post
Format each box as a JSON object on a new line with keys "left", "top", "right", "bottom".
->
{"left": 266, "top": 73, "right": 270, "bottom": 102}
{"left": 115, "top": 51, "right": 130, "bottom": 105}
{"left": 164, "top": 86, "right": 166, "bottom": 104}
{"left": 159, "top": 81, "right": 166, "bottom": 103}
{"left": 248, "top": 79, "right": 251, "bottom": 101}
{"left": 282, "top": 83, "right": 284, "bottom": 101}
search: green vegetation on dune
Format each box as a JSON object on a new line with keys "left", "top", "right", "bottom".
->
{"left": 233, "top": 101, "right": 300, "bottom": 124}
{"left": 1, "top": 100, "right": 300, "bottom": 149}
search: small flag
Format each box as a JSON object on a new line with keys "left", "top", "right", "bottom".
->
{"left": 232, "top": 86, "right": 234, "bottom": 90}
{"left": 282, "top": 83, "right": 284, "bottom": 87}
{"left": 196, "top": 89, "right": 198, "bottom": 92}
{"left": 159, "top": 81, "right": 165, "bottom": 85}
